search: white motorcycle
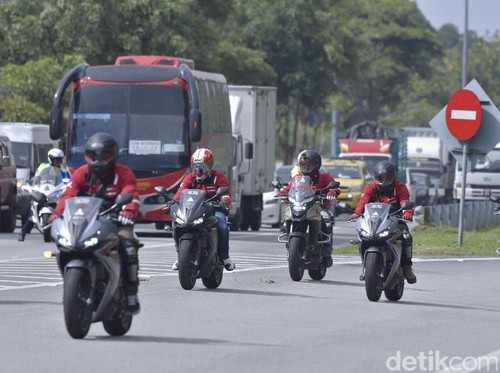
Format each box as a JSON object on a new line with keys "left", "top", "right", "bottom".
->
{"left": 22, "top": 167, "right": 69, "bottom": 242}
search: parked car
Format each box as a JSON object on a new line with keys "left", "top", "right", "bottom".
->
{"left": 322, "top": 159, "right": 372, "bottom": 210}
{"left": 262, "top": 190, "right": 283, "bottom": 228}
{"left": 0, "top": 136, "right": 17, "bottom": 232}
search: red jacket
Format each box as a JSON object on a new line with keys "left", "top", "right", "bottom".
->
{"left": 354, "top": 180, "right": 413, "bottom": 216}
{"left": 55, "top": 164, "right": 140, "bottom": 216}
{"left": 173, "top": 169, "right": 231, "bottom": 201}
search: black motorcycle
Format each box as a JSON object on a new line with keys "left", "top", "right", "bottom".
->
{"left": 276, "top": 176, "right": 339, "bottom": 281}
{"left": 347, "top": 200, "right": 414, "bottom": 302}
{"left": 41, "top": 193, "right": 136, "bottom": 339}
{"left": 156, "top": 186, "right": 228, "bottom": 290}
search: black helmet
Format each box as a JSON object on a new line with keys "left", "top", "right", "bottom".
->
{"left": 84, "top": 132, "right": 119, "bottom": 176}
{"left": 298, "top": 150, "right": 321, "bottom": 175}
{"left": 373, "top": 161, "right": 396, "bottom": 193}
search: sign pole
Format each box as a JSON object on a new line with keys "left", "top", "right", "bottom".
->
{"left": 458, "top": 141, "right": 469, "bottom": 246}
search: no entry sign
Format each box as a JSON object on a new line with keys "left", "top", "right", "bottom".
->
{"left": 445, "top": 89, "right": 482, "bottom": 141}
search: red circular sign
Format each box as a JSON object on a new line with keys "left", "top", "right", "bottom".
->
{"left": 445, "top": 89, "right": 482, "bottom": 141}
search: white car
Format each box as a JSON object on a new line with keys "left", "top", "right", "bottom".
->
{"left": 261, "top": 190, "right": 283, "bottom": 228}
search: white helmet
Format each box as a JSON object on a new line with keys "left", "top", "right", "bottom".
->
{"left": 48, "top": 148, "right": 64, "bottom": 166}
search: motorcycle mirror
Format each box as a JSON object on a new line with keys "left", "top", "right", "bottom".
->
{"left": 115, "top": 193, "right": 133, "bottom": 206}
{"left": 216, "top": 186, "right": 229, "bottom": 196}
{"left": 400, "top": 201, "right": 415, "bottom": 210}
{"left": 154, "top": 186, "right": 167, "bottom": 195}
{"left": 31, "top": 190, "right": 47, "bottom": 204}
{"left": 271, "top": 180, "right": 282, "bottom": 189}
{"left": 327, "top": 181, "right": 340, "bottom": 189}
{"left": 337, "top": 202, "right": 354, "bottom": 213}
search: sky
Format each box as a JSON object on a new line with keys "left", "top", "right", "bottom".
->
{"left": 413, "top": 0, "right": 500, "bottom": 36}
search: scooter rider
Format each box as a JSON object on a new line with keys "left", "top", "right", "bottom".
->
{"left": 170, "top": 148, "right": 235, "bottom": 272}
{"left": 48, "top": 132, "right": 142, "bottom": 314}
{"left": 350, "top": 160, "right": 417, "bottom": 284}
{"left": 18, "top": 148, "right": 71, "bottom": 242}
{"left": 275, "top": 150, "right": 341, "bottom": 267}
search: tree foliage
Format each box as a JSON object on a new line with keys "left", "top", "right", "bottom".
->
{"left": 0, "top": 0, "right": 499, "bottom": 163}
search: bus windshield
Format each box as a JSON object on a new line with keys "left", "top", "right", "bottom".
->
{"left": 67, "top": 84, "right": 190, "bottom": 175}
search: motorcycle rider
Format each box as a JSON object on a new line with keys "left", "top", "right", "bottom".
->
{"left": 48, "top": 133, "right": 142, "bottom": 314}
{"left": 18, "top": 148, "right": 71, "bottom": 242}
{"left": 275, "top": 150, "right": 341, "bottom": 267}
{"left": 170, "top": 148, "right": 235, "bottom": 272}
{"left": 350, "top": 160, "right": 417, "bottom": 284}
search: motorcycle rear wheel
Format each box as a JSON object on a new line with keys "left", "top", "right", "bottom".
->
{"left": 288, "top": 236, "right": 305, "bottom": 281}
{"left": 63, "top": 268, "right": 93, "bottom": 339}
{"left": 364, "top": 252, "right": 384, "bottom": 302}
{"left": 42, "top": 213, "right": 52, "bottom": 243}
{"left": 202, "top": 264, "right": 223, "bottom": 289}
{"left": 178, "top": 239, "right": 198, "bottom": 290}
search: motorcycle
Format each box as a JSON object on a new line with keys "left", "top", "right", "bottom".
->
{"left": 40, "top": 193, "right": 136, "bottom": 339}
{"left": 22, "top": 167, "right": 69, "bottom": 242}
{"left": 155, "top": 186, "right": 229, "bottom": 290}
{"left": 275, "top": 175, "right": 339, "bottom": 282}
{"left": 346, "top": 200, "right": 414, "bottom": 302}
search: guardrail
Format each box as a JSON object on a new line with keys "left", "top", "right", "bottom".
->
{"left": 423, "top": 201, "right": 500, "bottom": 230}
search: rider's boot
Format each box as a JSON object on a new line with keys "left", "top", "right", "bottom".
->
{"left": 18, "top": 233, "right": 26, "bottom": 242}
{"left": 322, "top": 245, "right": 333, "bottom": 268}
{"left": 403, "top": 265, "right": 417, "bottom": 284}
{"left": 122, "top": 240, "right": 140, "bottom": 314}
{"left": 402, "top": 232, "right": 417, "bottom": 284}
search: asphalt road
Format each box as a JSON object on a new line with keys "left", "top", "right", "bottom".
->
{"left": 1, "top": 220, "right": 500, "bottom": 373}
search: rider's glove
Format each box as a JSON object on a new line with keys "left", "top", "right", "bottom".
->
{"left": 220, "top": 195, "right": 231, "bottom": 215}
{"left": 162, "top": 200, "right": 177, "bottom": 212}
{"left": 327, "top": 188, "right": 341, "bottom": 200}
{"left": 349, "top": 213, "right": 360, "bottom": 221}
{"left": 47, "top": 214, "right": 60, "bottom": 224}
{"left": 402, "top": 211, "right": 414, "bottom": 222}
{"left": 118, "top": 210, "right": 135, "bottom": 225}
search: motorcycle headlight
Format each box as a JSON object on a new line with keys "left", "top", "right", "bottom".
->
{"left": 193, "top": 217, "right": 204, "bottom": 225}
{"left": 292, "top": 204, "right": 307, "bottom": 212}
{"left": 360, "top": 229, "right": 371, "bottom": 238}
{"left": 377, "top": 230, "right": 390, "bottom": 238}
{"left": 175, "top": 216, "right": 185, "bottom": 224}
{"left": 58, "top": 236, "right": 71, "bottom": 247}
{"left": 83, "top": 237, "right": 98, "bottom": 248}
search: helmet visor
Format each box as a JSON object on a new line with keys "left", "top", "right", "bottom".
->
{"left": 85, "top": 149, "right": 115, "bottom": 164}
{"left": 375, "top": 173, "right": 395, "bottom": 186}
{"left": 299, "top": 160, "right": 317, "bottom": 174}
{"left": 192, "top": 162, "right": 210, "bottom": 175}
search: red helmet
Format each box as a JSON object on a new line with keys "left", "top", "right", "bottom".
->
{"left": 191, "top": 148, "right": 214, "bottom": 182}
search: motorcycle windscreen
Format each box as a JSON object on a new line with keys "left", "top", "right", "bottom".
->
{"left": 64, "top": 197, "right": 103, "bottom": 246}
{"left": 363, "top": 203, "right": 391, "bottom": 234}
{"left": 31, "top": 167, "right": 67, "bottom": 201}
{"left": 288, "top": 175, "right": 315, "bottom": 202}
{"left": 177, "top": 189, "right": 207, "bottom": 221}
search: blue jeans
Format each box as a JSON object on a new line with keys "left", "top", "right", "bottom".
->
{"left": 215, "top": 211, "right": 230, "bottom": 260}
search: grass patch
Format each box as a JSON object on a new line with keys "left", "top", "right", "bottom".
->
{"left": 334, "top": 224, "right": 500, "bottom": 256}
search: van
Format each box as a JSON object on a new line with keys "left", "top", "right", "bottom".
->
{"left": 0, "top": 123, "right": 58, "bottom": 185}
{"left": 0, "top": 136, "right": 17, "bottom": 232}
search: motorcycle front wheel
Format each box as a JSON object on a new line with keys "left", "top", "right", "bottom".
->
{"left": 103, "top": 312, "right": 133, "bottom": 336}
{"left": 63, "top": 267, "right": 93, "bottom": 339}
{"left": 308, "top": 260, "right": 327, "bottom": 280}
{"left": 41, "top": 213, "right": 52, "bottom": 243}
{"left": 202, "top": 263, "right": 223, "bottom": 289}
{"left": 288, "top": 236, "right": 305, "bottom": 281}
{"left": 178, "top": 239, "right": 199, "bottom": 290}
{"left": 384, "top": 270, "right": 404, "bottom": 301}
{"left": 364, "top": 252, "right": 384, "bottom": 302}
